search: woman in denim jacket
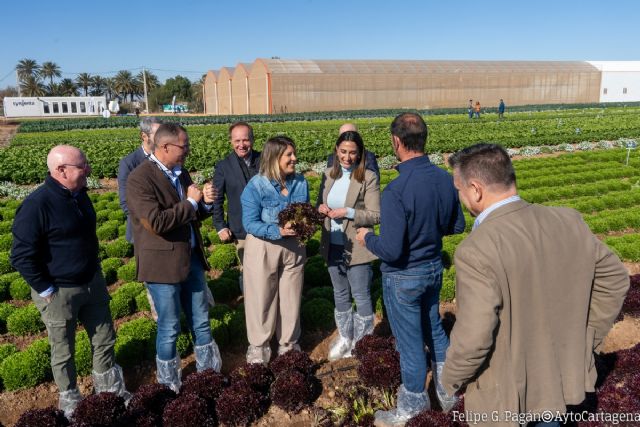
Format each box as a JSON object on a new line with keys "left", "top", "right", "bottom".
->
{"left": 240, "top": 136, "right": 309, "bottom": 364}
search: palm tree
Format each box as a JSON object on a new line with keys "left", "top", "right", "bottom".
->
{"left": 20, "top": 75, "right": 46, "bottom": 96}
{"left": 104, "top": 77, "right": 117, "bottom": 101}
{"left": 114, "top": 70, "right": 136, "bottom": 102}
{"left": 40, "top": 61, "right": 61, "bottom": 86}
{"left": 136, "top": 70, "right": 160, "bottom": 93}
{"left": 90, "top": 75, "right": 106, "bottom": 96}
{"left": 76, "top": 73, "right": 93, "bottom": 96}
{"left": 59, "top": 78, "right": 78, "bottom": 96}
{"left": 46, "top": 82, "right": 61, "bottom": 96}
{"left": 16, "top": 58, "right": 40, "bottom": 82}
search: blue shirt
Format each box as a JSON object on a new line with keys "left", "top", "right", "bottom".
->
{"left": 241, "top": 173, "right": 309, "bottom": 240}
{"left": 364, "top": 155, "right": 465, "bottom": 272}
{"left": 473, "top": 195, "right": 521, "bottom": 230}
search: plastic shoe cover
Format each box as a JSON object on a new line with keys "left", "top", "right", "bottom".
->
{"left": 374, "top": 384, "right": 430, "bottom": 427}
{"left": 247, "top": 345, "right": 271, "bottom": 365}
{"left": 59, "top": 388, "right": 83, "bottom": 419}
{"left": 195, "top": 340, "right": 222, "bottom": 373}
{"left": 92, "top": 364, "right": 132, "bottom": 403}
{"left": 351, "top": 312, "right": 374, "bottom": 353}
{"left": 432, "top": 361, "right": 458, "bottom": 412}
{"left": 156, "top": 356, "right": 182, "bottom": 394}
{"left": 328, "top": 308, "right": 353, "bottom": 361}
{"left": 277, "top": 342, "right": 301, "bottom": 355}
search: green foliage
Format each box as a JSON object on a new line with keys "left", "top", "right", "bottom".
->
{"left": 0, "top": 343, "right": 18, "bottom": 365}
{"left": 95, "top": 209, "right": 110, "bottom": 223}
{"left": 440, "top": 267, "right": 456, "bottom": 302}
{"left": 209, "top": 318, "right": 229, "bottom": 348}
{"left": 115, "top": 317, "right": 157, "bottom": 368}
{"left": 0, "top": 272, "right": 21, "bottom": 301}
{"left": 208, "top": 244, "right": 238, "bottom": 270}
{"left": 0, "top": 207, "right": 16, "bottom": 221}
{"left": 0, "top": 251, "right": 14, "bottom": 274}
{"left": 208, "top": 230, "right": 222, "bottom": 245}
{"left": 135, "top": 291, "right": 151, "bottom": 312}
{"left": 96, "top": 221, "right": 120, "bottom": 241}
{"left": 303, "top": 255, "right": 331, "bottom": 288}
{"left": 303, "top": 286, "right": 334, "bottom": 304}
{"left": 0, "top": 233, "right": 12, "bottom": 251}
{"left": 0, "top": 337, "right": 51, "bottom": 391}
{"left": 107, "top": 209, "right": 125, "bottom": 222}
{"left": 9, "top": 277, "right": 31, "bottom": 300}
{"left": 305, "top": 239, "right": 320, "bottom": 257}
{"left": 116, "top": 281, "right": 144, "bottom": 299}
{"left": 0, "top": 220, "right": 12, "bottom": 233}
{"left": 0, "top": 302, "right": 17, "bottom": 333}
{"left": 301, "top": 297, "right": 335, "bottom": 331}
{"left": 208, "top": 277, "right": 240, "bottom": 303}
{"left": 109, "top": 291, "right": 135, "bottom": 320}
{"left": 101, "top": 257, "right": 124, "bottom": 285}
{"left": 209, "top": 303, "right": 231, "bottom": 321}
{"left": 74, "top": 330, "right": 92, "bottom": 377}
{"left": 118, "top": 224, "right": 127, "bottom": 238}
{"left": 176, "top": 332, "right": 193, "bottom": 358}
{"left": 116, "top": 260, "right": 137, "bottom": 282}
{"left": 224, "top": 309, "right": 247, "bottom": 346}
{"left": 6, "top": 304, "right": 44, "bottom": 335}
{"left": 104, "top": 237, "right": 133, "bottom": 258}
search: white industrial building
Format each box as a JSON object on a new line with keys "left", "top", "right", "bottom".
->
{"left": 3, "top": 96, "right": 107, "bottom": 118}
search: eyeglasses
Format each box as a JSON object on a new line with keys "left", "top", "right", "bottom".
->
{"left": 165, "top": 143, "right": 190, "bottom": 151}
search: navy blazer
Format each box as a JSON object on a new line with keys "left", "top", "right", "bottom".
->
{"left": 327, "top": 150, "right": 380, "bottom": 178}
{"left": 212, "top": 150, "right": 261, "bottom": 240}
{"left": 118, "top": 146, "right": 148, "bottom": 243}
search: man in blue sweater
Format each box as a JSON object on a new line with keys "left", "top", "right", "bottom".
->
{"left": 356, "top": 113, "right": 465, "bottom": 425}
{"left": 11, "top": 145, "right": 130, "bottom": 418}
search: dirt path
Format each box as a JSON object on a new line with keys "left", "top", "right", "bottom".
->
{"left": 0, "top": 120, "right": 18, "bottom": 147}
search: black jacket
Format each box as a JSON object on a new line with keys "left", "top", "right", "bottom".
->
{"left": 212, "top": 150, "right": 261, "bottom": 239}
{"left": 11, "top": 175, "right": 99, "bottom": 294}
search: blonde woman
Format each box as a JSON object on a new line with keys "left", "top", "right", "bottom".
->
{"left": 240, "top": 136, "right": 309, "bottom": 364}
{"left": 317, "top": 131, "right": 380, "bottom": 360}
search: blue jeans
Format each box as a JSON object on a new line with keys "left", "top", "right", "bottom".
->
{"left": 327, "top": 244, "right": 373, "bottom": 316}
{"left": 146, "top": 257, "right": 212, "bottom": 360}
{"left": 382, "top": 260, "right": 447, "bottom": 393}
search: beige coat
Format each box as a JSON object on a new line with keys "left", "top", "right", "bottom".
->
{"left": 442, "top": 200, "right": 629, "bottom": 426}
{"left": 317, "top": 168, "right": 380, "bottom": 266}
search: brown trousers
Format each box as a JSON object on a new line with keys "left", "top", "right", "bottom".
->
{"left": 243, "top": 234, "right": 306, "bottom": 347}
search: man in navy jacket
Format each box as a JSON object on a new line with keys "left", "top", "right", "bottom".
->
{"left": 12, "top": 145, "right": 130, "bottom": 418}
{"left": 356, "top": 113, "right": 465, "bottom": 424}
{"left": 212, "top": 121, "right": 261, "bottom": 282}
{"left": 118, "top": 117, "right": 163, "bottom": 243}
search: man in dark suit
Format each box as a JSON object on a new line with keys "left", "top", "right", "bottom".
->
{"left": 118, "top": 117, "right": 162, "bottom": 243}
{"left": 212, "top": 121, "right": 261, "bottom": 281}
{"left": 127, "top": 123, "right": 221, "bottom": 393}
{"left": 327, "top": 123, "right": 379, "bottom": 177}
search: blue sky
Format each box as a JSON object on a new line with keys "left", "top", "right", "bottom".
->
{"left": 1, "top": 0, "right": 638, "bottom": 85}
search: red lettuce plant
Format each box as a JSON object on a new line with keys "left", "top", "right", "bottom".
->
{"left": 357, "top": 349, "right": 401, "bottom": 389}
{"left": 162, "top": 393, "right": 216, "bottom": 427}
{"left": 352, "top": 334, "right": 395, "bottom": 361}
{"left": 215, "top": 381, "right": 268, "bottom": 426}
{"left": 270, "top": 369, "right": 319, "bottom": 413}
{"left": 230, "top": 362, "right": 274, "bottom": 394}
{"left": 180, "top": 369, "right": 228, "bottom": 411}
{"left": 269, "top": 349, "right": 316, "bottom": 377}
{"left": 72, "top": 392, "right": 127, "bottom": 427}
{"left": 278, "top": 202, "right": 324, "bottom": 244}
{"left": 620, "top": 274, "right": 640, "bottom": 318}
{"left": 14, "top": 407, "right": 69, "bottom": 427}
{"left": 128, "top": 383, "right": 176, "bottom": 413}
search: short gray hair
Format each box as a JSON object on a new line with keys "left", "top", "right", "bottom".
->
{"left": 140, "top": 117, "right": 163, "bottom": 135}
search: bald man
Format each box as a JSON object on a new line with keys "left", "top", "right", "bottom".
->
{"left": 327, "top": 123, "right": 380, "bottom": 177}
{"left": 11, "top": 145, "right": 129, "bottom": 418}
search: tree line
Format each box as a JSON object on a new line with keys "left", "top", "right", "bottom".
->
{"left": 9, "top": 58, "right": 205, "bottom": 113}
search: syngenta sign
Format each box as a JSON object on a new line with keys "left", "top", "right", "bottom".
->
{"left": 12, "top": 100, "right": 36, "bottom": 107}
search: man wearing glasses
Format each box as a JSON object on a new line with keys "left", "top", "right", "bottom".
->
{"left": 126, "top": 123, "right": 221, "bottom": 393}
{"left": 11, "top": 145, "right": 130, "bottom": 418}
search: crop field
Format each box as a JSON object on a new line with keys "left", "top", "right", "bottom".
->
{"left": 0, "top": 106, "right": 639, "bottom": 426}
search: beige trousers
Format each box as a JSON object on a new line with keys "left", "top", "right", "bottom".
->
{"left": 243, "top": 234, "right": 306, "bottom": 347}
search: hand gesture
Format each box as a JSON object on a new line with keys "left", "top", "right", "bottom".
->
{"left": 355, "top": 227, "right": 371, "bottom": 246}
{"left": 279, "top": 221, "right": 297, "bottom": 237}
{"left": 218, "top": 228, "right": 233, "bottom": 242}
{"left": 187, "top": 184, "right": 203, "bottom": 203}
{"left": 318, "top": 204, "right": 330, "bottom": 216}
{"left": 203, "top": 182, "right": 217, "bottom": 204}
{"left": 327, "top": 207, "right": 348, "bottom": 219}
